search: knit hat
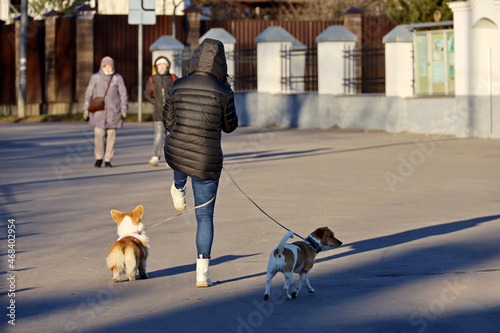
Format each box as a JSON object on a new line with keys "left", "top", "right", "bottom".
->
{"left": 101, "top": 56, "right": 114, "bottom": 69}
{"left": 155, "top": 58, "right": 169, "bottom": 66}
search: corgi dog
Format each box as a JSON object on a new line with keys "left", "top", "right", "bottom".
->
{"left": 106, "top": 205, "right": 149, "bottom": 283}
{"left": 264, "top": 227, "right": 342, "bottom": 301}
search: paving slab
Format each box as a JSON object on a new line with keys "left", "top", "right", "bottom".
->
{"left": 1, "top": 123, "right": 499, "bottom": 333}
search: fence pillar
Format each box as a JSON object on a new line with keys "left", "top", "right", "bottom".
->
{"left": 0, "top": 0, "right": 7, "bottom": 23}
{"left": 184, "top": 5, "right": 202, "bottom": 52}
{"left": 448, "top": 2, "right": 471, "bottom": 98}
{"left": 448, "top": 0, "right": 500, "bottom": 138}
{"left": 149, "top": 35, "right": 185, "bottom": 78}
{"left": 383, "top": 25, "right": 414, "bottom": 98}
{"left": 43, "top": 10, "right": 63, "bottom": 104}
{"left": 343, "top": 7, "right": 363, "bottom": 94}
{"left": 199, "top": 28, "right": 236, "bottom": 87}
{"left": 316, "top": 26, "right": 357, "bottom": 95}
{"left": 343, "top": 7, "right": 363, "bottom": 49}
{"left": 75, "top": 5, "right": 95, "bottom": 104}
{"left": 255, "top": 26, "right": 304, "bottom": 94}
{"left": 15, "top": 15, "right": 43, "bottom": 116}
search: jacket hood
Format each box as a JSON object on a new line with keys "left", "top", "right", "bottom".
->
{"left": 187, "top": 38, "right": 227, "bottom": 82}
{"left": 154, "top": 56, "right": 171, "bottom": 74}
{"left": 100, "top": 56, "right": 115, "bottom": 75}
{"left": 100, "top": 56, "right": 114, "bottom": 69}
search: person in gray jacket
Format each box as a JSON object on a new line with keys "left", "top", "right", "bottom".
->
{"left": 83, "top": 56, "right": 128, "bottom": 168}
{"left": 163, "top": 38, "right": 238, "bottom": 287}
{"left": 144, "top": 56, "right": 177, "bottom": 166}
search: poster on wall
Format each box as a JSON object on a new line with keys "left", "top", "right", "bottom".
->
{"left": 447, "top": 35, "right": 454, "bottom": 65}
{"left": 432, "top": 36, "right": 445, "bottom": 84}
{"left": 418, "top": 36, "right": 427, "bottom": 77}
{"left": 433, "top": 62, "right": 445, "bottom": 83}
{"left": 433, "top": 38, "right": 443, "bottom": 61}
{"left": 447, "top": 33, "right": 455, "bottom": 91}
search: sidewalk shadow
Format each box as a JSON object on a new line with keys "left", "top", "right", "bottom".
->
{"left": 79, "top": 239, "right": 500, "bottom": 333}
{"left": 15, "top": 222, "right": 500, "bottom": 331}
{"left": 223, "top": 135, "right": 458, "bottom": 166}
{"left": 318, "top": 214, "right": 500, "bottom": 263}
{"left": 216, "top": 271, "right": 266, "bottom": 285}
{"left": 148, "top": 253, "right": 260, "bottom": 279}
{"left": 225, "top": 148, "right": 332, "bottom": 161}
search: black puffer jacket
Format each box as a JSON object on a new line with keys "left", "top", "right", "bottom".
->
{"left": 163, "top": 38, "right": 238, "bottom": 180}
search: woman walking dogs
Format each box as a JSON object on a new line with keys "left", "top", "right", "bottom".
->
{"left": 163, "top": 39, "right": 238, "bottom": 287}
{"left": 83, "top": 56, "right": 128, "bottom": 168}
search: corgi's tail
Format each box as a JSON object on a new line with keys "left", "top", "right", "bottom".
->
{"left": 106, "top": 242, "right": 140, "bottom": 279}
{"left": 277, "top": 231, "right": 294, "bottom": 255}
{"left": 106, "top": 247, "right": 125, "bottom": 274}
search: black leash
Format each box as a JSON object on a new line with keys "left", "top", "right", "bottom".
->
{"left": 223, "top": 167, "right": 305, "bottom": 241}
{"left": 142, "top": 168, "right": 306, "bottom": 241}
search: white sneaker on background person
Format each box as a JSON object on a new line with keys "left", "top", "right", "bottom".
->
{"left": 149, "top": 156, "right": 159, "bottom": 166}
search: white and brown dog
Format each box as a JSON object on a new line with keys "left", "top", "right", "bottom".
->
{"left": 264, "top": 227, "right": 342, "bottom": 301}
{"left": 106, "top": 205, "right": 149, "bottom": 283}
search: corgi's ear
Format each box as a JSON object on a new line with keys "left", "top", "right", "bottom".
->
{"left": 133, "top": 205, "right": 144, "bottom": 220}
{"left": 110, "top": 210, "right": 123, "bottom": 223}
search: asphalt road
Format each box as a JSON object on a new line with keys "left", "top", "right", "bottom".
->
{"left": 1, "top": 122, "right": 499, "bottom": 333}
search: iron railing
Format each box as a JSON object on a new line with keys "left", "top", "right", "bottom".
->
{"left": 280, "top": 45, "right": 318, "bottom": 93}
{"left": 231, "top": 48, "right": 257, "bottom": 91}
{"left": 344, "top": 47, "right": 386, "bottom": 94}
{"left": 172, "top": 47, "right": 192, "bottom": 77}
{"left": 174, "top": 48, "right": 257, "bottom": 91}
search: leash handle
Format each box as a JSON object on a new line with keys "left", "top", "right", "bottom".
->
{"left": 223, "top": 167, "right": 305, "bottom": 241}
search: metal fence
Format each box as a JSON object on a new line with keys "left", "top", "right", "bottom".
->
{"left": 231, "top": 48, "right": 257, "bottom": 91}
{"left": 202, "top": 20, "right": 342, "bottom": 49}
{"left": 0, "top": 19, "right": 45, "bottom": 105}
{"left": 172, "top": 46, "right": 193, "bottom": 76}
{"left": 0, "top": 24, "right": 17, "bottom": 104}
{"left": 0, "top": 15, "right": 394, "bottom": 105}
{"left": 344, "top": 47, "right": 386, "bottom": 94}
{"left": 280, "top": 46, "right": 317, "bottom": 93}
{"left": 173, "top": 47, "right": 257, "bottom": 91}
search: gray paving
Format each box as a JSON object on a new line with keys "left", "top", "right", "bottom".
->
{"left": 1, "top": 122, "right": 499, "bottom": 333}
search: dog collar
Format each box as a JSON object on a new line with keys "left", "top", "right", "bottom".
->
{"left": 133, "top": 230, "right": 143, "bottom": 235}
{"left": 305, "top": 236, "right": 322, "bottom": 254}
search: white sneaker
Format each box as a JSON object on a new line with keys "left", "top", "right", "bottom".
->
{"left": 149, "top": 156, "right": 159, "bottom": 167}
{"left": 171, "top": 182, "right": 186, "bottom": 211}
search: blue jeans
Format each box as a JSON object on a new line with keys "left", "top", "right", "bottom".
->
{"left": 173, "top": 170, "right": 219, "bottom": 259}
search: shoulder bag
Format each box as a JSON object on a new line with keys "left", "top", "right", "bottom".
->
{"left": 88, "top": 75, "right": 114, "bottom": 113}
